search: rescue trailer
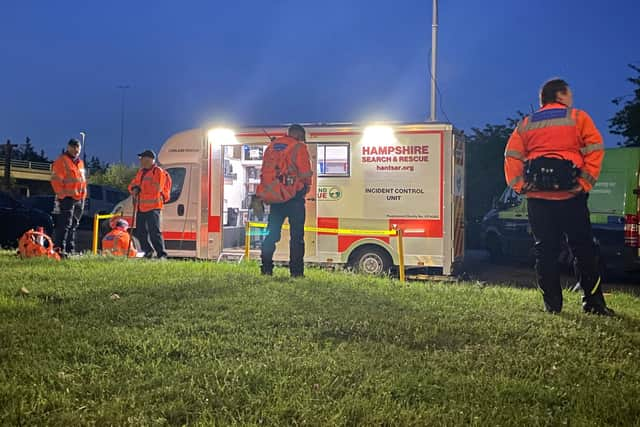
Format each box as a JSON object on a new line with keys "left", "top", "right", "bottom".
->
{"left": 112, "top": 123, "right": 465, "bottom": 275}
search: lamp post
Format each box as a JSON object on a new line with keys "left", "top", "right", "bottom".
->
{"left": 429, "top": 0, "right": 438, "bottom": 122}
{"left": 79, "top": 131, "right": 86, "bottom": 165}
{"left": 117, "top": 85, "right": 130, "bottom": 163}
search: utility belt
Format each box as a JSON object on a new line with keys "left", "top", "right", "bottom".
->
{"left": 524, "top": 157, "right": 579, "bottom": 191}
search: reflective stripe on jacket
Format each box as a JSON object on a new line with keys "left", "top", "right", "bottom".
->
{"left": 51, "top": 154, "right": 87, "bottom": 200}
{"left": 128, "top": 165, "right": 172, "bottom": 212}
{"left": 504, "top": 103, "right": 604, "bottom": 200}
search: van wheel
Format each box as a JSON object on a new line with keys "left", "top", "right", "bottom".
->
{"left": 349, "top": 246, "right": 392, "bottom": 275}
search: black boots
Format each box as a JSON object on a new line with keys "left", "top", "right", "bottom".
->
{"left": 582, "top": 293, "right": 615, "bottom": 316}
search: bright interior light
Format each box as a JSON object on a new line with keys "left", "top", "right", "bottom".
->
{"left": 208, "top": 128, "right": 238, "bottom": 145}
{"left": 362, "top": 125, "right": 396, "bottom": 145}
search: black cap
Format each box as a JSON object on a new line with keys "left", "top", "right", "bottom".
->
{"left": 68, "top": 138, "right": 81, "bottom": 147}
{"left": 137, "top": 149, "right": 156, "bottom": 159}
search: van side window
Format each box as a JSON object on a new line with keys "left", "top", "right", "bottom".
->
{"left": 88, "top": 184, "right": 103, "bottom": 200}
{"left": 165, "top": 167, "right": 186, "bottom": 204}
{"left": 317, "top": 143, "right": 350, "bottom": 177}
{"left": 106, "top": 190, "right": 125, "bottom": 204}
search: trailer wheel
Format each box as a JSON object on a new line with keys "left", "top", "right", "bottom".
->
{"left": 349, "top": 246, "right": 392, "bottom": 275}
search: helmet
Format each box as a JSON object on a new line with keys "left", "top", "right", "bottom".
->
{"left": 114, "top": 219, "right": 129, "bottom": 230}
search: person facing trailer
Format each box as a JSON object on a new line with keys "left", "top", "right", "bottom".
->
{"left": 504, "top": 78, "right": 614, "bottom": 316}
{"left": 51, "top": 138, "right": 87, "bottom": 255}
{"left": 256, "top": 124, "right": 313, "bottom": 277}
{"left": 128, "top": 150, "right": 172, "bottom": 259}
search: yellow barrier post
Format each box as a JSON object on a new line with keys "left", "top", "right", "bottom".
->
{"left": 92, "top": 213, "right": 119, "bottom": 255}
{"left": 244, "top": 221, "right": 251, "bottom": 261}
{"left": 92, "top": 214, "right": 100, "bottom": 254}
{"left": 397, "top": 228, "right": 406, "bottom": 282}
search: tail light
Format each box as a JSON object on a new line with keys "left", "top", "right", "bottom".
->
{"left": 624, "top": 214, "right": 639, "bottom": 247}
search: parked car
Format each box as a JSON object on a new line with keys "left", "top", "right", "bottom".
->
{"left": 481, "top": 146, "right": 640, "bottom": 275}
{"left": 0, "top": 191, "right": 54, "bottom": 248}
{"left": 22, "top": 185, "right": 127, "bottom": 219}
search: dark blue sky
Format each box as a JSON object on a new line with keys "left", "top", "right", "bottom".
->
{"left": 1, "top": 0, "right": 639, "bottom": 163}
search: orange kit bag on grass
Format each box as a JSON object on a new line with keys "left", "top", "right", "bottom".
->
{"left": 17, "top": 229, "right": 61, "bottom": 261}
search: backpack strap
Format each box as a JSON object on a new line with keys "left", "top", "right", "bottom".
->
{"left": 286, "top": 143, "right": 302, "bottom": 176}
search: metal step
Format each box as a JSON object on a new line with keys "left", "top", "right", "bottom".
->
{"left": 216, "top": 252, "right": 245, "bottom": 264}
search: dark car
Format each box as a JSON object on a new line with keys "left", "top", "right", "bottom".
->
{"left": 21, "top": 195, "right": 55, "bottom": 215}
{"left": 0, "top": 192, "right": 54, "bottom": 248}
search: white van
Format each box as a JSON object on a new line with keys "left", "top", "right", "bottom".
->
{"left": 112, "top": 123, "right": 465, "bottom": 275}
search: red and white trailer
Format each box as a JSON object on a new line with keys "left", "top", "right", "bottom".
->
{"left": 112, "top": 123, "right": 465, "bottom": 275}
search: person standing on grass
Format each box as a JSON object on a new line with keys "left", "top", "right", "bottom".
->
{"left": 256, "top": 124, "right": 313, "bottom": 278}
{"left": 51, "top": 138, "right": 87, "bottom": 256}
{"left": 504, "top": 78, "right": 614, "bottom": 316}
{"left": 128, "top": 150, "right": 172, "bottom": 259}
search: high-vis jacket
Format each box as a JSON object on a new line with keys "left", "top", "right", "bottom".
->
{"left": 102, "top": 229, "right": 137, "bottom": 257}
{"left": 504, "top": 103, "right": 604, "bottom": 200}
{"left": 51, "top": 154, "right": 87, "bottom": 200}
{"left": 128, "top": 165, "right": 172, "bottom": 212}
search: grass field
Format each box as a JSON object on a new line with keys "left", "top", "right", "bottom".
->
{"left": 1, "top": 252, "right": 639, "bottom": 426}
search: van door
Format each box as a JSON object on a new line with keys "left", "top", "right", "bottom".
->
{"left": 162, "top": 164, "right": 197, "bottom": 257}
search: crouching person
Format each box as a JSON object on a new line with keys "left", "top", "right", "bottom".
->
{"left": 102, "top": 218, "right": 138, "bottom": 257}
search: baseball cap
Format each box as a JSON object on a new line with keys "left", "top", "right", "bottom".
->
{"left": 137, "top": 150, "right": 156, "bottom": 159}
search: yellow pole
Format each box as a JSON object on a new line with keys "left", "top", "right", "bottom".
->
{"left": 92, "top": 214, "right": 100, "bottom": 255}
{"left": 397, "top": 228, "right": 406, "bottom": 282}
{"left": 244, "top": 221, "right": 251, "bottom": 261}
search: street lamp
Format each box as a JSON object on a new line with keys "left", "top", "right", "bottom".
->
{"left": 117, "top": 85, "right": 130, "bottom": 163}
{"left": 79, "top": 131, "right": 86, "bottom": 165}
{"left": 429, "top": 0, "right": 438, "bottom": 122}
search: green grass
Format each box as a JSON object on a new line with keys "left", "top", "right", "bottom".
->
{"left": 0, "top": 252, "right": 639, "bottom": 426}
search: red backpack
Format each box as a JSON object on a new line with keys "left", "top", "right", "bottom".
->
{"left": 256, "top": 138, "right": 304, "bottom": 204}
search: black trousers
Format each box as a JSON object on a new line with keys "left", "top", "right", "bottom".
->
{"left": 260, "top": 196, "right": 306, "bottom": 276}
{"left": 527, "top": 194, "right": 605, "bottom": 312}
{"left": 54, "top": 197, "right": 84, "bottom": 253}
{"left": 134, "top": 209, "right": 167, "bottom": 258}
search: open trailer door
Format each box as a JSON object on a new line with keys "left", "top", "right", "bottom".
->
{"left": 206, "top": 128, "right": 318, "bottom": 263}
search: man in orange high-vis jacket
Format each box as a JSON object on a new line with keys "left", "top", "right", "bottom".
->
{"left": 51, "top": 138, "right": 87, "bottom": 254}
{"left": 260, "top": 124, "right": 313, "bottom": 277}
{"left": 102, "top": 218, "right": 137, "bottom": 257}
{"left": 504, "top": 79, "right": 613, "bottom": 316}
{"left": 128, "top": 150, "right": 172, "bottom": 259}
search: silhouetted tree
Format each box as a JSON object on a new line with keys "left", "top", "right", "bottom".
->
{"left": 14, "top": 137, "right": 49, "bottom": 162}
{"left": 610, "top": 64, "right": 640, "bottom": 147}
{"left": 465, "top": 114, "right": 524, "bottom": 248}
{"left": 87, "top": 156, "right": 108, "bottom": 175}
